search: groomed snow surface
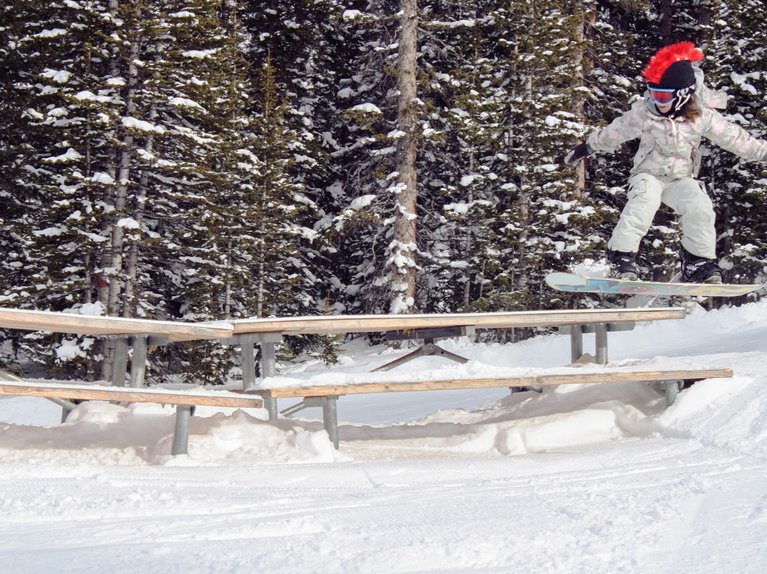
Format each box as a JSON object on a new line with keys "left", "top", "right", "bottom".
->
{"left": 2, "top": 300, "right": 767, "bottom": 573}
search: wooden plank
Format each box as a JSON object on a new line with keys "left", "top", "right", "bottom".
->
{"left": 251, "top": 368, "right": 733, "bottom": 398}
{"left": 0, "top": 381, "right": 263, "bottom": 408}
{"left": 232, "top": 308, "right": 687, "bottom": 336}
{"left": 0, "top": 307, "right": 233, "bottom": 342}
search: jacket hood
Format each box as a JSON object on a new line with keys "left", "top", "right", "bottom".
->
{"left": 694, "top": 66, "right": 728, "bottom": 109}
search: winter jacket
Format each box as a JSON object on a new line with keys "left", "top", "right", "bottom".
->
{"left": 586, "top": 69, "right": 767, "bottom": 179}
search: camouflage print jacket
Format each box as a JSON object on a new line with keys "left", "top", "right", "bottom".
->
{"left": 587, "top": 69, "right": 767, "bottom": 179}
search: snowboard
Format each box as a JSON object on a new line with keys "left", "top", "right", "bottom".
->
{"left": 545, "top": 272, "right": 766, "bottom": 297}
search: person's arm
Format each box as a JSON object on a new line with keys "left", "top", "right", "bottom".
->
{"left": 586, "top": 100, "right": 646, "bottom": 153}
{"left": 702, "top": 108, "right": 767, "bottom": 162}
{"left": 565, "top": 101, "right": 645, "bottom": 164}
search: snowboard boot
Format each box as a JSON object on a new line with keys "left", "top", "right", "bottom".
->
{"left": 607, "top": 250, "right": 641, "bottom": 281}
{"left": 680, "top": 246, "right": 723, "bottom": 284}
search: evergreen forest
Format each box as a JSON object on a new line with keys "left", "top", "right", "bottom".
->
{"left": 1, "top": 0, "right": 766, "bottom": 384}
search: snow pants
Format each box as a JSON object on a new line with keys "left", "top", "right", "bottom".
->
{"left": 607, "top": 173, "right": 716, "bottom": 259}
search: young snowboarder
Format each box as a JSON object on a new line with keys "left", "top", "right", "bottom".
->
{"left": 565, "top": 42, "right": 767, "bottom": 283}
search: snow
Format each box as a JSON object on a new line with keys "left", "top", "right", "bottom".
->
{"left": 342, "top": 10, "right": 364, "bottom": 21}
{"left": 350, "top": 103, "right": 383, "bottom": 114}
{"left": 117, "top": 217, "right": 140, "bottom": 229}
{"left": 73, "top": 90, "right": 114, "bottom": 103}
{"left": 43, "top": 148, "right": 82, "bottom": 163}
{"left": 122, "top": 116, "right": 166, "bottom": 134}
{"left": 2, "top": 301, "right": 767, "bottom": 572}
{"left": 90, "top": 171, "right": 114, "bottom": 185}
{"left": 41, "top": 68, "right": 72, "bottom": 84}
{"left": 182, "top": 49, "right": 220, "bottom": 59}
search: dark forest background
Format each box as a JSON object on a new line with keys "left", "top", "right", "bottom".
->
{"left": 1, "top": 0, "right": 765, "bottom": 383}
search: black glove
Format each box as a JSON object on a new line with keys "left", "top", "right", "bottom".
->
{"left": 564, "top": 142, "right": 592, "bottom": 165}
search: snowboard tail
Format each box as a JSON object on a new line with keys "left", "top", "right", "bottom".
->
{"left": 545, "top": 272, "right": 765, "bottom": 297}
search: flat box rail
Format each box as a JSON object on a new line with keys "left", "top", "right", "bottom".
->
{"left": 250, "top": 367, "right": 733, "bottom": 448}
{"left": 0, "top": 307, "right": 233, "bottom": 342}
{"left": 231, "top": 308, "right": 688, "bottom": 335}
{"left": 252, "top": 368, "right": 733, "bottom": 398}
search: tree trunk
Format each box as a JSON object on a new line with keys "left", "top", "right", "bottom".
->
{"left": 105, "top": 33, "right": 141, "bottom": 317}
{"left": 123, "top": 100, "right": 156, "bottom": 318}
{"left": 390, "top": 0, "right": 418, "bottom": 313}
{"left": 660, "top": 0, "right": 673, "bottom": 43}
{"left": 571, "top": 0, "right": 594, "bottom": 199}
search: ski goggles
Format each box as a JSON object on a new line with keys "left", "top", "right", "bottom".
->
{"left": 648, "top": 86, "right": 676, "bottom": 106}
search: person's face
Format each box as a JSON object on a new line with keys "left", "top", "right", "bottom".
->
{"left": 649, "top": 87, "right": 676, "bottom": 114}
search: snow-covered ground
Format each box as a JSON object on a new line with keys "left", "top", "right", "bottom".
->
{"left": 2, "top": 300, "right": 767, "bottom": 573}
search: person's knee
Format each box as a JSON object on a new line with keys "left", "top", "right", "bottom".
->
{"left": 627, "top": 177, "right": 662, "bottom": 205}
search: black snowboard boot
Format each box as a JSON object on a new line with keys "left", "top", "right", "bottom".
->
{"left": 607, "top": 250, "right": 640, "bottom": 280}
{"left": 680, "top": 246, "right": 722, "bottom": 284}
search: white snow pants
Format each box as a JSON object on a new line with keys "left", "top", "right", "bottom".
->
{"left": 608, "top": 173, "right": 716, "bottom": 258}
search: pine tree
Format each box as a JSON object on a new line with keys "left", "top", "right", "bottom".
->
{"left": 698, "top": 0, "right": 767, "bottom": 285}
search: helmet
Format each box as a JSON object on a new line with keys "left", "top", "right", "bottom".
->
{"left": 643, "top": 42, "right": 704, "bottom": 114}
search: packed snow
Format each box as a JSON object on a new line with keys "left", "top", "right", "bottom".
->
{"left": 2, "top": 299, "right": 767, "bottom": 572}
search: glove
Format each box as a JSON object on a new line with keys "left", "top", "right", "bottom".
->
{"left": 564, "top": 142, "right": 592, "bottom": 165}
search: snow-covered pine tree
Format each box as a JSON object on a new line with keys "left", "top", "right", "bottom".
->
{"left": 238, "top": 0, "right": 338, "bottom": 323}
{"left": 478, "top": 0, "right": 607, "bottom": 314}
{"left": 413, "top": 1, "right": 506, "bottom": 313}
{"left": 233, "top": 55, "right": 320, "bottom": 321}
{"left": 696, "top": 0, "right": 767, "bottom": 285}
{"left": 2, "top": 0, "right": 133, "bottom": 379}
{"left": 236, "top": 1, "right": 338, "bottom": 361}
{"left": 129, "top": 0, "right": 252, "bottom": 383}
{"left": 320, "top": 1, "right": 406, "bottom": 315}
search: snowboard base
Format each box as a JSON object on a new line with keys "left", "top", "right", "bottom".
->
{"left": 546, "top": 272, "right": 765, "bottom": 297}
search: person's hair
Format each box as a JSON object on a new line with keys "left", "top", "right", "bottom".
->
{"left": 681, "top": 94, "right": 702, "bottom": 121}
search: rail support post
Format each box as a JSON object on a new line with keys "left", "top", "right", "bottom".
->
{"left": 171, "top": 404, "right": 196, "bottom": 455}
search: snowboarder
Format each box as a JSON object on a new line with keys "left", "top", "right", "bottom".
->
{"left": 565, "top": 42, "right": 767, "bottom": 283}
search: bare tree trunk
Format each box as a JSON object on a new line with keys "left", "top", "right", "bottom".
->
{"left": 99, "top": 0, "right": 124, "bottom": 382}
{"left": 123, "top": 101, "right": 156, "bottom": 318}
{"left": 571, "top": 0, "right": 594, "bottom": 199}
{"left": 660, "top": 0, "right": 673, "bottom": 43}
{"left": 463, "top": 148, "right": 474, "bottom": 308}
{"left": 390, "top": 0, "right": 418, "bottom": 313}
{"left": 105, "top": 37, "right": 140, "bottom": 317}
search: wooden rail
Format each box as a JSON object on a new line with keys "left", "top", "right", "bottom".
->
{"left": 0, "top": 307, "right": 233, "bottom": 342}
{"left": 250, "top": 367, "right": 733, "bottom": 448}
{"left": 231, "top": 308, "right": 687, "bottom": 335}
{"left": 0, "top": 381, "right": 263, "bottom": 408}
{"left": 252, "top": 368, "right": 733, "bottom": 399}
{"left": 0, "top": 381, "right": 262, "bottom": 455}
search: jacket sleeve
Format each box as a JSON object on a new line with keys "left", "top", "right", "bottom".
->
{"left": 586, "top": 100, "right": 646, "bottom": 153}
{"left": 702, "top": 108, "right": 767, "bottom": 162}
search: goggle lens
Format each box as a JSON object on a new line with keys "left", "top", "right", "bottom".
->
{"left": 649, "top": 87, "right": 675, "bottom": 105}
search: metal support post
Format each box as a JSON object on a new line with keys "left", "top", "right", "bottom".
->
{"left": 225, "top": 332, "right": 282, "bottom": 419}
{"left": 373, "top": 341, "right": 469, "bottom": 372}
{"left": 171, "top": 404, "right": 195, "bottom": 455}
{"left": 260, "top": 335, "right": 280, "bottom": 421}
{"left": 128, "top": 335, "right": 148, "bottom": 388}
{"left": 595, "top": 324, "right": 609, "bottom": 365}
{"left": 239, "top": 334, "right": 257, "bottom": 389}
{"left": 323, "top": 396, "right": 339, "bottom": 449}
{"left": 279, "top": 396, "right": 340, "bottom": 449}
{"left": 665, "top": 380, "right": 682, "bottom": 406}
{"left": 569, "top": 325, "right": 584, "bottom": 363}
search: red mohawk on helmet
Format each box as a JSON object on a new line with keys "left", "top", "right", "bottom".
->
{"left": 643, "top": 41, "right": 704, "bottom": 85}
